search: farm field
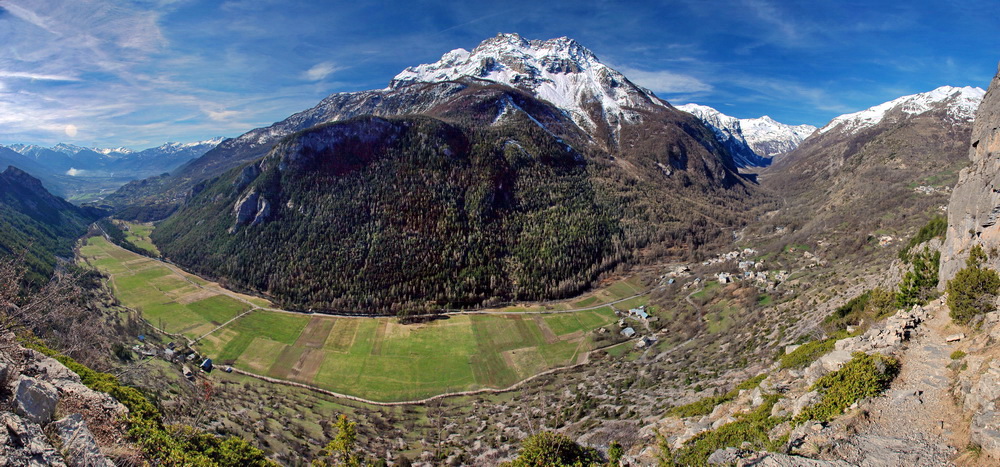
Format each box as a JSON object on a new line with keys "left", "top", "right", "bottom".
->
{"left": 79, "top": 235, "right": 631, "bottom": 401}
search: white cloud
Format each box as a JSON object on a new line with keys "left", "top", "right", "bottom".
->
{"left": 204, "top": 108, "right": 241, "bottom": 122}
{"left": 0, "top": 71, "right": 80, "bottom": 81}
{"left": 615, "top": 66, "right": 713, "bottom": 95}
{"left": 302, "top": 61, "right": 343, "bottom": 81}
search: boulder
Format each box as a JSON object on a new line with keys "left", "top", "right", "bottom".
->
{"left": 12, "top": 376, "right": 58, "bottom": 425}
{"left": 791, "top": 391, "right": 821, "bottom": 418}
{"left": 52, "top": 414, "right": 113, "bottom": 467}
{"left": 0, "top": 411, "right": 67, "bottom": 466}
{"left": 819, "top": 350, "right": 853, "bottom": 372}
{"left": 971, "top": 410, "right": 1000, "bottom": 459}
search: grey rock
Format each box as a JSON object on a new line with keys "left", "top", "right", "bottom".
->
{"left": 707, "top": 447, "right": 851, "bottom": 466}
{"left": 819, "top": 350, "right": 853, "bottom": 372}
{"left": 965, "top": 359, "right": 1000, "bottom": 413}
{"left": 233, "top": 190, "right": 260, "bottom": 226}
{"left": 12, "top": 376, "right": 58, "bottom": 425}
{"left": 52, "top": 414, "right": 113, "bottom": 467}
{"left": 33, "top": 358, "right": 80, "bottom": 384}
{"left": 940, "top": 65, "right": 1000, "bottom": 282}
{"left": 972, "top": 410, "right": 1000, "bottom": 459}
{"left": 792, "top": 391, "right": 821, "bottom": 418}
{"left": 945, "top": 333, "right": 965, "bottom": 342}
{"left": 0, "top": 411, "right": 67, "bottom": 466}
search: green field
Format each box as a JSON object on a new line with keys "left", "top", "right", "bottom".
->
{"left": 79, "top": 236, "right": 620, "bottom": 401}
{"left": 118, "top": 220, "right": 161, "bottom": 256}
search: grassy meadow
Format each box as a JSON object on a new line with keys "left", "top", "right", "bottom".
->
{"left": 79, "top": 235, "right": 628, "bottom": 401}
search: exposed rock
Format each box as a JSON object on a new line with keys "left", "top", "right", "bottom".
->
{"left": 51, "top": 414, "right": 113, "bottom": 467}
{"left": 12, "top": 376, "right": 58, "bottom": 425}
{"left": 971, "top": 410, "right": 1000, "bottom": 458}
{"left": 0, "top": 411, "right": 67, "bottom": 466}
{"left": 964, "top": 359, "right": 1000, "bottom": 414}
{"left": 233, "top": 190, "right": 260, "bottom": 226}
{"left": 791, "top": 391, "right": 820, "bottom": 418}
{"left": 231, "top": 190, "right": 272, "bottom": 230}
{"left": 233, "top": 162, "right": 261, "bottom": 191}
{"left": 941, "top": 63, "right": 1000, "bottom": 281}
{"left": 944, "top": 333, "right": 965, "bottom": 342}
{"left": 707, "top": 447, "right": 851, "bottom": 466}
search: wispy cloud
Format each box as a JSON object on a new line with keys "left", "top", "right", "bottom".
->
{"left": 616, "top": 66, "right": 712, "bottom": 95}
{"left": 0, "top": 71, "right": 80, "bottom": 81}
{"left": 302, "top": 62, "right": 344, "bottom": 81}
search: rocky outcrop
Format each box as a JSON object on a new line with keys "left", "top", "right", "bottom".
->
{"left": 12, "top": 376, "right": 57, "bottom": 425}
{"left": 52, "top": 414, "right": 113, "bottom": 467}
{"left": 231, "top": 189, "right": 272, "bottom": 231}
{"left": 0, "top": 335, "right": 124, "bottom": 466}
{"left": 941, "top": 63, "right": 1000, "bottom": 281}
{"left": 0, "top": 411, "right": 67, "bottom": 466}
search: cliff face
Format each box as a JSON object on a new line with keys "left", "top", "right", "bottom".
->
{"left": 941, "top": 64, "right": 1000, "bottom": 282}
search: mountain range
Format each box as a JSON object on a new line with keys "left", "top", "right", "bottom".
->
{"left": 676, "top": 104, "right": 817, "bottom": 167}
{"left": 0, "top": 139, "right": 222, "bottom": 203}
{"left": 137, "top": 33, "right": 765, "bottom": 312}
{"left": 755, "top": 85, "right": 985, "bottom": 259}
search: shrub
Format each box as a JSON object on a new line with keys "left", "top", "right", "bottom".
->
{"left": 23, "top": 338, "right": 272, "bottom": 465}
{"left": 501, "top": 432, "right": 603, "bottom": 467}
{"left": 947, "top": 245, "right": 1000, "bottom": 325}
{"left": 667, "top": 374, "right": 767, "bottom": 418}
{"left": 670, "top": 395, "right": 786, "bottom": 466}
{"left": 780, "top": 338, "right": 836, "bottom": 369}
{"left": 897, "top": 247, "right": 940, "bottom": 308}
{"left": 899, "top": 216, "right": 946, "bottom": 263}
{"left": 794, "top": 352, "right": 900, "bottom": 423}
{"left": 950, "top": 350, "right": 967, "bottom": 360}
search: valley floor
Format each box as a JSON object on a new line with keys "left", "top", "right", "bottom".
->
{"left": 77, "top": 234, "right": 653, "bottom": 402}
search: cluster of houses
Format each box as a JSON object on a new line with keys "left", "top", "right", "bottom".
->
{"left": 701, "top": 248, "right": 758, "bottom": 266}
{"left": 134, "top": 337, "right": 231, "bottom": 381}
{"left": 616, "top": 306, "right": 657, "bottom": 348}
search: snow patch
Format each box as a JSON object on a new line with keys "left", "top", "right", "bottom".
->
{"left": 819, "top": 86, "right": 985, "bottom": 135}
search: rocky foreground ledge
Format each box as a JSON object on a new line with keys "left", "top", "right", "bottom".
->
{"left": 0, "top": 333, "right": 127, "bottom": 466}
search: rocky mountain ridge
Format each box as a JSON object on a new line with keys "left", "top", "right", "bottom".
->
{"left": 392, "top": 33, "right": 666, "bottom": 138}
{"left": 676, "top": 103, "right": 816, "bottom": 166}
{"left": 818, "top": 86, "right": 984, "bottom": 136}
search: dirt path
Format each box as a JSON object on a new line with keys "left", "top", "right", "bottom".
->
{"left": 825, "top": 299, "right": 964, "bottom": 466}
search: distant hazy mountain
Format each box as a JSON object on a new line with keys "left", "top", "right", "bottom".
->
{"left": 6, "top": 138, "right": 223, "bottom": 177}
{"left": 758, "top": 85, "right": 985, "bottom": 258}
{"left": 676, "top": 103, "right": 816, "bottom": 167}
{"left": 0, "top": 138, "right": 222, "bottom": 202}
{"left": 0, "top": 166, "right": 104, "bottom": 285}
{"left": 142, "top": 33, "right": 762, "bottom": 313}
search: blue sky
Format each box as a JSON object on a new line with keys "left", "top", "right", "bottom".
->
{"left": 0, "top": 0, "right": 997, "bottom": 148}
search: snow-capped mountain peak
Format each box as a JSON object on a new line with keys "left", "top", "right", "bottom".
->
{"left": 676, "top": 104, "right": 816, "bottom": 164}
{"left": 819, "top": 85, "right": 985, "bottom": 135}
{"left": 391, "top": 32, "right": 665, "bottom": 131}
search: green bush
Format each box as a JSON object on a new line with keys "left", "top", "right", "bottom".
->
{"left": 794, "top": 352, "right": 899, "bottom": 423}
{"left": 897, "top": 247, "right": 940, "bottom": 308}
{"left": 780, "top": 338, "right": 836, "bottom": 369}
{"left": 667, "top": 374, "right": 767, "bottom": 418}
{"left": 501, "top": 432, "right": 603, "bottom": 467}
{"left": 947, "top": 245, "right": 1000, "bottom": 325}
{"left": 670, "top": 395, "right": 786, "bottom": 466}
{"left": 950, "top": 350, "right": 967, "bottom": 360}
{"left": 899, "top": 216, "right": 946, "bottom": 263}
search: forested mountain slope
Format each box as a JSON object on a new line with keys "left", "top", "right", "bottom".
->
{"left": 0, "top": 166, "right": 103, "bottom": 285}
